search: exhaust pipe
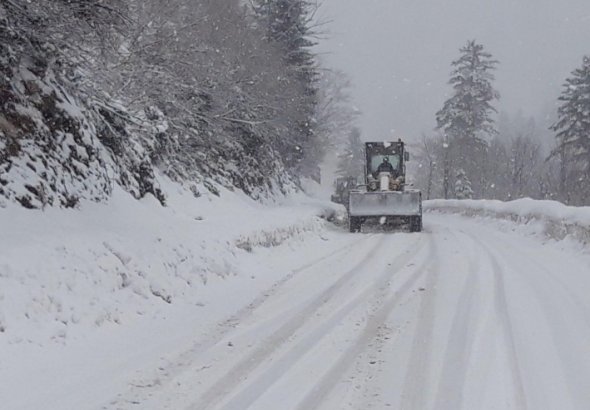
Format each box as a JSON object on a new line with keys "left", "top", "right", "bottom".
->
{"left": 380, "top": 175, "right": 389, "bottom": 191}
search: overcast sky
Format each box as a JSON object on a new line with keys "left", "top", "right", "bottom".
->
{"left": 316, "top": 0, "right": 590, "bottom": 141}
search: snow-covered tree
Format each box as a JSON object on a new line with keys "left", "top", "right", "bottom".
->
{"left": 436, "top": 40, "right": 500, "bottom": 197}
{"left": 253, "top": 0, "right": 319, "bottom": 174}
{"left": 413, "top": 134, "right": 444, "bottom": 200}
{"left": 508, "top": 133, "right": 541, "bottom": 199}
{"left": 480, "top": 114, "right": 543, "bottom": 201}
{"left": 253, "top": 0, "right": 317, "bottom": 82}
{"left": 482, "top": 136, "right": 510, "bottom": 199}
{"left": 0, "top": 0, "right": 331, "bottom": 208}
{"left": 314, "top": 68, "right": 360, "bottom": 154}
{"left": 436, "top": 40, "right": 500, "bottom": 141}
{"left": 551, "top": 56, "right": 590, "bottom": 204}
{"left": 336, "top": 127, "right": 364, "bottom": 178}
{"left": 455, "top": 169, "right": 474, "bottom": 199}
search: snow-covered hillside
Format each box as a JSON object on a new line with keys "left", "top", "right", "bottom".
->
{"left": 0, "top": 176, "right": 348, "bottom": 409}
{"left": 1, "top": 0, "right": 351, "bottom": 211}
{"left": 0, "top": 177, "right": 339, "bottom": 344}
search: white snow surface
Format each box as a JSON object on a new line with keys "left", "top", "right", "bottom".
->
{"left": 425, "top": 198, "right": 590, "bottom": 246}
{"left": 425, "top": 198, "right": 590, "bottom": 226}
{"left": 3, "top": 192, "right": 590, "bottom": 410}
{"left": 0, "top": 177, "right": 343, "bottom": 410}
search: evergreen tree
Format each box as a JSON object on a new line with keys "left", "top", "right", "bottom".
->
{"left": 551, "top": 56, "right": 590, "bottom": 203}
{"left": 436, "top": 40, "right": 500, "bottom": 140}
{"left": 435, "top": 40, "right": 500, "bottom": 197}
{"left": 336, "top": 127, "right": 364, "bottom": 177}
{"left": 254, "top": 0, "right": 317, "bottom": 83}
{"left": 253, "top": 0, "right": 319, "bottom": 173}
{"left": 455, "top": 169, "right": 474, "bottom": 199}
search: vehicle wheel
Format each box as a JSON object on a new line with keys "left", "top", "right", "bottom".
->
{"left": 410, "top": 216, "right": 422, "bottom": 233}
{"left": 349, "top": 216, "right": 362, "bottom": 233}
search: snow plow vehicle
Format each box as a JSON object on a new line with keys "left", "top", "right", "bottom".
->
{"left": 348, "top": 140, "right": 422, "bottom": 233}
{"left": 330, "top": 176, "right": 357, "bottom": 209}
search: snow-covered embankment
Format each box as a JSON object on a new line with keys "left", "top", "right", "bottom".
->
{"left": 425, "top": 198, "right": 590, "bottom": 247}
{"left": 0, "top": 177, "right": 350, "bottom": 410}
{"left": 0, "top": 177, "right": 339, "bottom": 346}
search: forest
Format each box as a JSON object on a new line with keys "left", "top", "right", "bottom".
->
{"left": 3, "top": 1, "right": 590, "bottom": 209}
{"left": 337, "top": 41, "right": 590, "bottom": 206}
{"left": 0, "top": 0, "right": 355, "bottom": 209}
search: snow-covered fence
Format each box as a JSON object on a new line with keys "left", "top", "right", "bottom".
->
{"left": 424, "top": 198, "right": 590, "bottom": 245}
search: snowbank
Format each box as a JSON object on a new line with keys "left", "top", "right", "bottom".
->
{"left": 0, "top": 176, "right": 338, "bottom": 346}
{"left": 0, "top": 175, "right": 355, "bottom": 410}
{"left": 424, "top": 198, "right": 590, "bottom": 246}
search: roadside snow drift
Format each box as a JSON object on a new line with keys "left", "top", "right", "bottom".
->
{"left": 0, "top": 177, "right": 350, "bottom": 410}
{"left": 0, "top": 180, "right": 340, "bottom": 344}
{"left": 425, "top": 198, "right": 590, "bottom": 246}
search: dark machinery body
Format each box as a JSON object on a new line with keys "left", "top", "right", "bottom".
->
{"left": 348, "top": 141, "right": 422, "bottom": 232}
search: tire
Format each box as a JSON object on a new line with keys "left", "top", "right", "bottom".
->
{"left": 349, "top": 216, "right": 362, "bottom": 233}
{"left": 410, "top": 216, "right": 422, "bottom": 233}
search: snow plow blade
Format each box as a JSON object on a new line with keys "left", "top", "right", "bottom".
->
{"left": 349, "top": 190, "right": 422, "bottom": 217}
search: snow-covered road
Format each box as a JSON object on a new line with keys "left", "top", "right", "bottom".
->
{"left": 101, "top": 213, "right": 590, "bottom": 410}
{"left": 3, "top": 210, "right": 590, "bottom": 410}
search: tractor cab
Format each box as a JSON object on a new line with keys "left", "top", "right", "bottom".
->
{"left": 365, "top": 141, "right": 409, "bottom": 192}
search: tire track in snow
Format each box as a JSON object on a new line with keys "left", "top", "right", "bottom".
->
{"left": 482, "top": 231, "right": 590, "bottom": 409}
{"left": 218, "top": 234, "right": 375, "bottom": 331}
{"left": 399, "top": 235, "right": 441, "bottom": 410}
{"left": 292, "top": 233, "right": 438, "bottom": 410}
{"left": 431, "top": 229, "right": 482, "bottom": 410}
{"left": 187, "top": 234, "right": 422, "bottom": 410}
{"left": 115, "top": 235, "right": 373, "bottom": 408}
{"left": 491, "top": 233, "right": 590, "bottom": 331}
{"left": 478, "top": 241, "right": 529, "bottom": 410}
{"left": 217, "top": 235, "right": 432, "bottom": 410}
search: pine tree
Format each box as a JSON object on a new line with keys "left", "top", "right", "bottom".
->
{"left": 455, "top": 169, "right": 474, "bottom": 199}
{"left": 254, "top": 0, "right": 317, "bottom": 83}
{"left": 551, "top": 56, "right": 590, "bottom": 203}
{"left": 436, "top": 40, "right": 500, "bottom": 197}
{"left": 253, "top": 0, "right": 319, "bottom": 173}
{"left": 336, "top": 127, "right": 364, "bottom": 177}
{"left": 436, "top": 40, "right": 500, "bottom": 140}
